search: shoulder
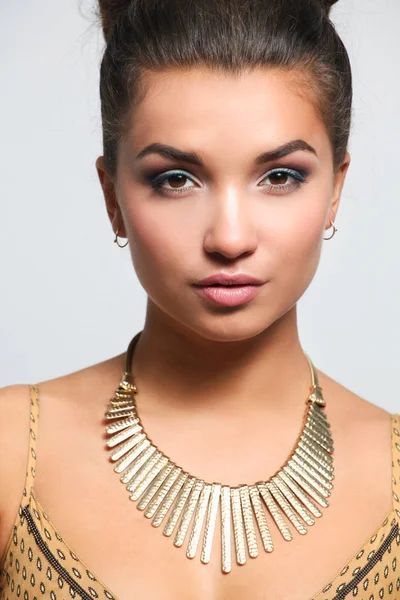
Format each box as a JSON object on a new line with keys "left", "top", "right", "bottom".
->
{"left": 0, "top": 352, "right": 125, "bottom": 518}
{"left": 317, "top": 368, "right": 394, "bottom": 495}
{"left": 317, "top": 368, "right": 394, "bottom": 446}
{"left": 312, "top": 369, "right": 397, "bottom": 524}
{"left": 316, "top": 367, "right": 394, "bottom": 425}
{"left": 34, "top": 351, "right": 126, "bottom": 415}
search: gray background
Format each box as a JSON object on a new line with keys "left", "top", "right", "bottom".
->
{"left": 1, "top": 0, "right": 399, "bottom": 412}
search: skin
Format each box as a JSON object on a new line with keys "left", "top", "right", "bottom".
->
{"left": 96, "top": 66, "right": 347, "bottom": 418}
{"left": 0, "top": 67, "right": 394, "bottom": 600}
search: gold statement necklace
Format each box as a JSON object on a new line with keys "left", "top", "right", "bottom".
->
{"left": 104, "top": 331, "right": 334, "bottom": 573}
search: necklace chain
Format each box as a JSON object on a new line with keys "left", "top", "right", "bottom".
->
{"left": 104, "top": 331, "right": 334, "bottom": 573}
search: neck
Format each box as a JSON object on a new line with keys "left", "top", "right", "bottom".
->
{"left": 127, "top": 303, "right": 314, "bottom": 417}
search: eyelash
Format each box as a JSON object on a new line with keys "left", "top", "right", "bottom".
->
{"left": 146, "top": 167, "right": 309, "bottom": 197}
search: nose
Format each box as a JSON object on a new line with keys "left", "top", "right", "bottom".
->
{"left": 202, "top": 186, "right": 258, "bottom": 260}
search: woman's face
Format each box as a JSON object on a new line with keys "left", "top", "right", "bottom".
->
{"left": 97, "top": 67, "right": 350, "bottom": 342}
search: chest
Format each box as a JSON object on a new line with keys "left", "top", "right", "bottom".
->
{"left": 21, "top": 472, "right": 395, "bottom": 600}
{"left": 19, "top": 397, "right": 395, "bottom": 600}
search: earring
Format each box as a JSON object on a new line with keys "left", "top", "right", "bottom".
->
{"left": 324, "top": 220, "right": 337, "bottom": 241}
{"left": 114, "top": 228, "right": 129, "bottom": 248}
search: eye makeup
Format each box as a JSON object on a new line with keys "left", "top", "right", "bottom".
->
{"left": 258, "top": 167, "right": 309, "bottom": 195}
{"left": 142, "top": 164, "right": 310, "bottom": 197}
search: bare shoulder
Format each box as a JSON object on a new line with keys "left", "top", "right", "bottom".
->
{"left": 317, "top": 367, "right": 393, "bottom": 424}
{"left": 35, "top": 351, "right": 126, "bottom": 411}
{"left": 317, "top": 368, "right": 394, "bottom": 493}
{"left": 21, "top": 351, "right": 127, "bottom": 474}
{"left": 0, "top": 352, "right": 126, "bottom": 558}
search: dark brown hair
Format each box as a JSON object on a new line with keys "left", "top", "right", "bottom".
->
{"left": 96, "top": 0, "right": 351, "bottom": 177}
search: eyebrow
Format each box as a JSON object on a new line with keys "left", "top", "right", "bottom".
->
{"left": 135, "top": 139, "right": 317, "bottom": 166}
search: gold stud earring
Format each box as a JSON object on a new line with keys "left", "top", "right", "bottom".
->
{"left": 324, "top": 220, "right": 337, "bottom": 241}
{"left": 114, "top": 228, "right": 129, "bottom": 248}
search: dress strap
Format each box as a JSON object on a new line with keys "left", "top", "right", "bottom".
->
{"left": 22, "top": 384, "right": 40, "bottom": 501}
{"left": 391, "top": 413, "right": 400, "bottom": 517}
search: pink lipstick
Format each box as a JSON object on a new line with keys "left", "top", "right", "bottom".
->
{"left": 192, "top": 272, "right": 265, "bottom": 307}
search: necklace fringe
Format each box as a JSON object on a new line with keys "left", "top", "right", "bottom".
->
{"left": 104, "top": 332, "right": 334, "bottom": 573}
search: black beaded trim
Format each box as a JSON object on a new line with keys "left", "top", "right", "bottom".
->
{"left": 333, "top": 521, "right": 399, "bottom": 599}
{"left": 22, "top": 506, "right": 94, "bottom": 600}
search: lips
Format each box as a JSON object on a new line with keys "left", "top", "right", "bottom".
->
{"left": 194, "top": 272, "right": 264, "bottom": 286}
{"left": 192, "top": 272, "right": 265, "bottom": 306}
{"left": 193, "top": 285, "right": 263, "bottom": 307}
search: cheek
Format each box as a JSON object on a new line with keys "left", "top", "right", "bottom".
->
{"left": 123, "top": 200, "right": 197, "bottom": 289}
{"left": 269, "top": 197, "right": 327, "bottom": 292}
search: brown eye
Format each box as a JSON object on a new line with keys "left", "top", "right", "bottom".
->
{"left": 148, "top": 170, "right": 197, "bottom": 194}
{"left": 258, "top": 167, "right": 307, "bottom": 195}
{"left": 167, "top": 174, "right": 188, "bottom": 188}
{"left": 267, "top": 171, "right": 289, "bottom": 185}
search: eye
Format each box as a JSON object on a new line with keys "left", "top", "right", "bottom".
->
{"left": 146, "top": 166, "right": 308, "bottom": 197}
{"left": 258, "top": 167, "right": 308, "bottom": 195}
{"left": 147, "top": 170, "right": 198, "bottom": 196}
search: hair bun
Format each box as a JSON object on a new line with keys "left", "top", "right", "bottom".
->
{"left": 320, "top": 0, "right": 339, "bottom": 16}
{"left": 98, "top": 0, "right": 130, "bottom": 42}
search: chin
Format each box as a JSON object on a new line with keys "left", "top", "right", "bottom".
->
{"left": 175, "top": 312, "right": 282, "bottom": 344}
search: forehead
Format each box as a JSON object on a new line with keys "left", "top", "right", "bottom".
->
{"left": 125, "top": 67, "right": 330, "bottom": 159}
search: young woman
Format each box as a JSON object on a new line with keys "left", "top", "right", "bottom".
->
{"left": 1, "top": 0, "right": 398, "bottom": 598}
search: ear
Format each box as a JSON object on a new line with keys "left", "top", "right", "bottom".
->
{"left": 325, "top": 151, "right": 351, "bottom": 229}
{"left": 95, "top": 156, "right": 127, "bottom": 237}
